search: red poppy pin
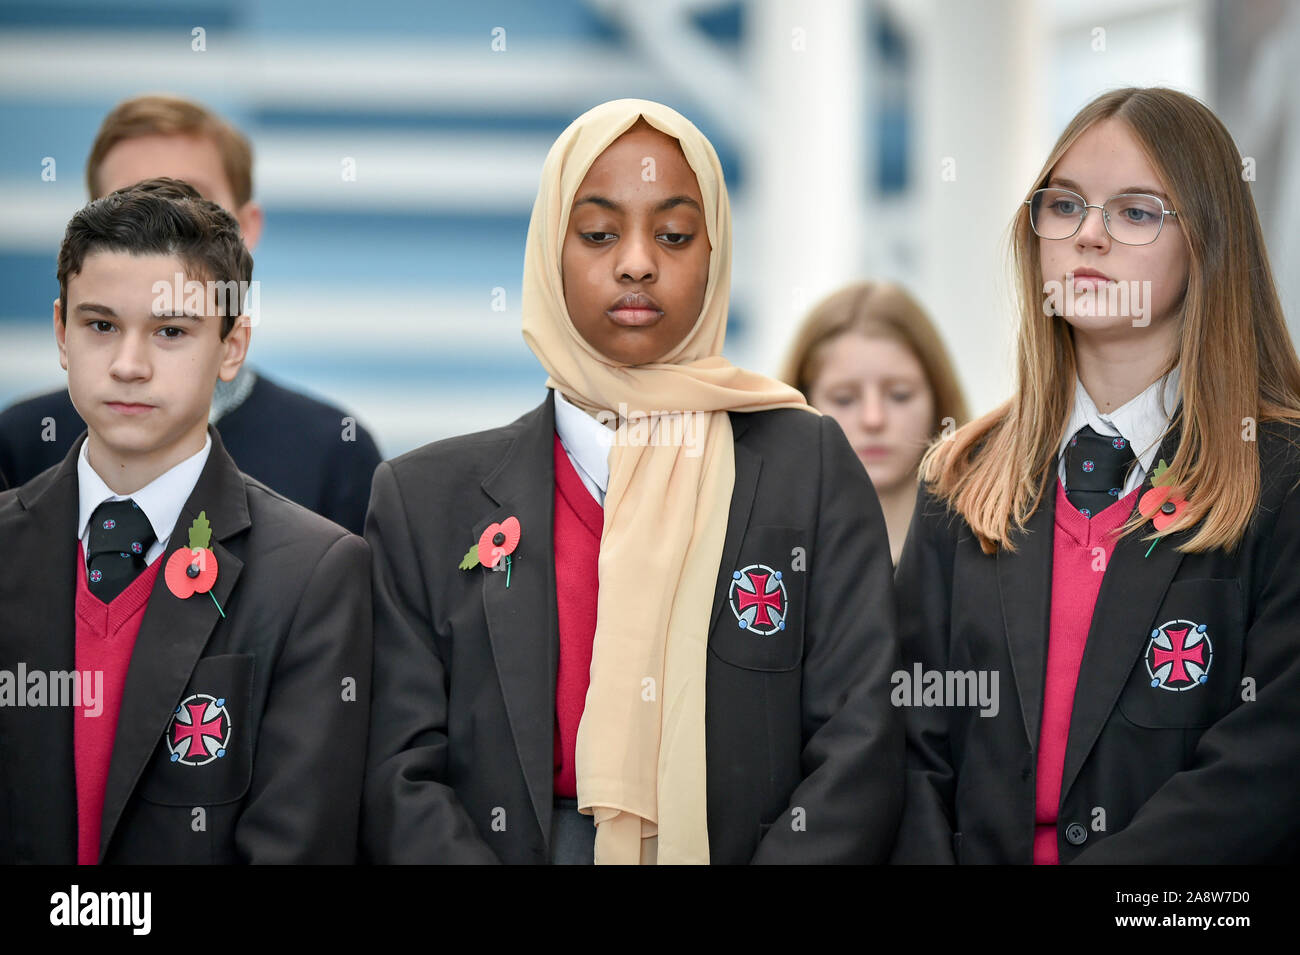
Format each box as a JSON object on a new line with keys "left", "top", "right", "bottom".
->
{"left": 1137, "top": 459, "right": 1188, "bottom": 557}
{"left": 165, "top": 511, "right": 226, "bottom": 616}
{"left": 459, "top": 516, "right": 521, "bottom": 587}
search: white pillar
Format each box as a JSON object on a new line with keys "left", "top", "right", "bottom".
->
{"left": 908, "top": 0, "right": 1045, "bottom": 415}
{"left": 747, "top": 0, "right": 871, "bottom": 376}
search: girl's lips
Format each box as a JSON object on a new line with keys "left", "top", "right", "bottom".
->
{"left": 858, "top": 446, "right": 892, "bottom": 460}
{"left": 105, "top": 402, "right": 155, "bottom": 415}
{"left": 1070, "top": 270, "right": 1113, "bottom": 287}
{"left": 607, "top": 307, "right": 663, "bottom": 327}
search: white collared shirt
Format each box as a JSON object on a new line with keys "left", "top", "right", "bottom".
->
{"left": 77, "top": 434, "right": 212, "bottom": 567}
{"left": 552, "top": 390, "right": 613, "bottom": 506}
{"left": 1056, "top": 366, "right": 1182, "bottom": 497}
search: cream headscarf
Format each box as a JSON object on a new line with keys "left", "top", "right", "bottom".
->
{"left": 521, "top": 99, "right": 815, "bottom": 864}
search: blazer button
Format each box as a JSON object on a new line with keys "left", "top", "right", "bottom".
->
{"left": 1065, "top": 823, "right": 1088, "bottom": 846}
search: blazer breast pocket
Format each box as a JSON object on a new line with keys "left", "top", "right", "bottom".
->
{"left": 1117, "top": 578, "right": 1244, "bottom": 729}
{"left": 137, "top": 653, "right": 256, "bottom": 806}
{"left": 709, "top": 525, "right": 807, "bottom": 672}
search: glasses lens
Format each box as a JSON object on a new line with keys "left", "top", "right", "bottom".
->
{"left": 1030, "top": 188, "right": 1085, "bottom": 239}
{"left": 1103, "top": 194, "right": 1164, "bottom": 245}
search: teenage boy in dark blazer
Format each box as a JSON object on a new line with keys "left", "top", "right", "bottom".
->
{"left": 0, "top": 94, "right": 381, "bottom": 534}
{"left": 0, "top": 179, "right": 371, "bottom": 864}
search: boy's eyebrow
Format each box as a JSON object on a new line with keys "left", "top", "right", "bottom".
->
{"left": 572, "top": 195, "right": 703, "bottom": 213}
{"left": 1048, "top": 176, "right": 1170, "bottom": 202}
{"left": 73, "top": 303, "right": 203, "bottom": 320}
{"left": 75, "top": 303, "right": 117, "bottom": 317}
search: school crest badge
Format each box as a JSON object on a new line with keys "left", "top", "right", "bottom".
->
{"left": 1145, "top": 620, "right": 1212, "bottom": 691}
{"left": 728, "top": 564, "right": 788, "bottom": 635}
{"left": 167, "top": 693, "right": 232, "bottom": 766}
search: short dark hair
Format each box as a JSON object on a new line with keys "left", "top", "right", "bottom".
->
{"left": 57, "top": 177, "right": 253, "bottom": 339}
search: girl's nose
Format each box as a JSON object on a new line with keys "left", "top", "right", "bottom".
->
{"left": 861, "top": 390, "right": 887, "bottom": 430}
{"left": 1074, "top": 205, "right": 1111, "bottom": 252}
{"left": 616, "top": 231, "right": 657, "bottom": 283}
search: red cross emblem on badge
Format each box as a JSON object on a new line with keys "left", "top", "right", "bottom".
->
{"left": 728, "top": 563, "right": 788, "bottom": 636}
{"left": 1145, "top": 619, "right": 1212, "bottom": 691}
{"left": 167, "top": 693, "right": 232, "bottom": 766}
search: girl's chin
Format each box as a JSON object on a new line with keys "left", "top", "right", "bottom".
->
{"left": 863, "top": 460, "right": 904, "bottom": 489}
{"left": 1060, "top": 314, "right": 1156, "bottom": 336}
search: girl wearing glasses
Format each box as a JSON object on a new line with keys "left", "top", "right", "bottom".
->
{"left": 892, "top": 86, "right": 1300, "bottom": 863}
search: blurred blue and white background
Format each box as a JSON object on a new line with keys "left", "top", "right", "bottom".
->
{"left": 1, "top": 0, "right": 1296, "bottom": 457}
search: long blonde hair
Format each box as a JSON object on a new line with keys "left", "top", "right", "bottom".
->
{"left": 923, "top": 87, "right": 1300, "bottom": 554}
{"left": 779, "top": 280, "right": 970, "bottom": 436}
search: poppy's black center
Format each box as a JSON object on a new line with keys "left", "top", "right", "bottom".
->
{"left": 493, "top": 532, "right": 506, "bottom": 546}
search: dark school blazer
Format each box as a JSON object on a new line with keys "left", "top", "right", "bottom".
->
{"left": 891, "top": 417, "right": 1300, "bottom": 863}
{"left": 362, "top": 389, "right": 903, "bottom": 864}
{"left": 0, "top": 374, "right": 382, "bottom": 534}
{"left": 0, "top": 427, "right": 372, "bottom": 863}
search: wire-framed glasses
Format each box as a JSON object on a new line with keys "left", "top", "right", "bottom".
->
{"left": 1025, "top": 187, "right": 1178, "bottom": 246}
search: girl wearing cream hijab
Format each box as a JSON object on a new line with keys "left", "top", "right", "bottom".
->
{"left": 362, "top": 99, "right": 903, "bottom": 865}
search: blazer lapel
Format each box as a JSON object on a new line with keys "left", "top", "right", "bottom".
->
{"left": 8, "top": 439, "right": 83, "bottom": 861}
{"left": 1060, "top": 421, "right": 1187, "bottom": 800}
{"left": 478, "top": 394, "right": 560, "bottom": 846}
{"left": 708, "top": 413, "right": 762, "bottom": 637}
{"left": 99, "top": 427, "right": 249, "bottom": 859}
{"left": 997, "top": 469, "right": 1058, "bottom": 749}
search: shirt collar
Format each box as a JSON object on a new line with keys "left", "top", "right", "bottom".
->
{"left": 77, "top": 433, "right": 213, "bottom": 547}
{"left": 552, "top": 389, "right": 613, "bottom": 495}
{"left": 1058, "top": 365, "right": 1182, "bottom": 476}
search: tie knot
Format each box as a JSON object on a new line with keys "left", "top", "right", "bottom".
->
{"left": 87, "top": 498, "right": 156, "bottom": 559}
{"left": 1063, "top": 424, "right": 1137, "bottom": 518}
{"left": 1067, "top": 423, "right": 1135, "bottom": 462}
